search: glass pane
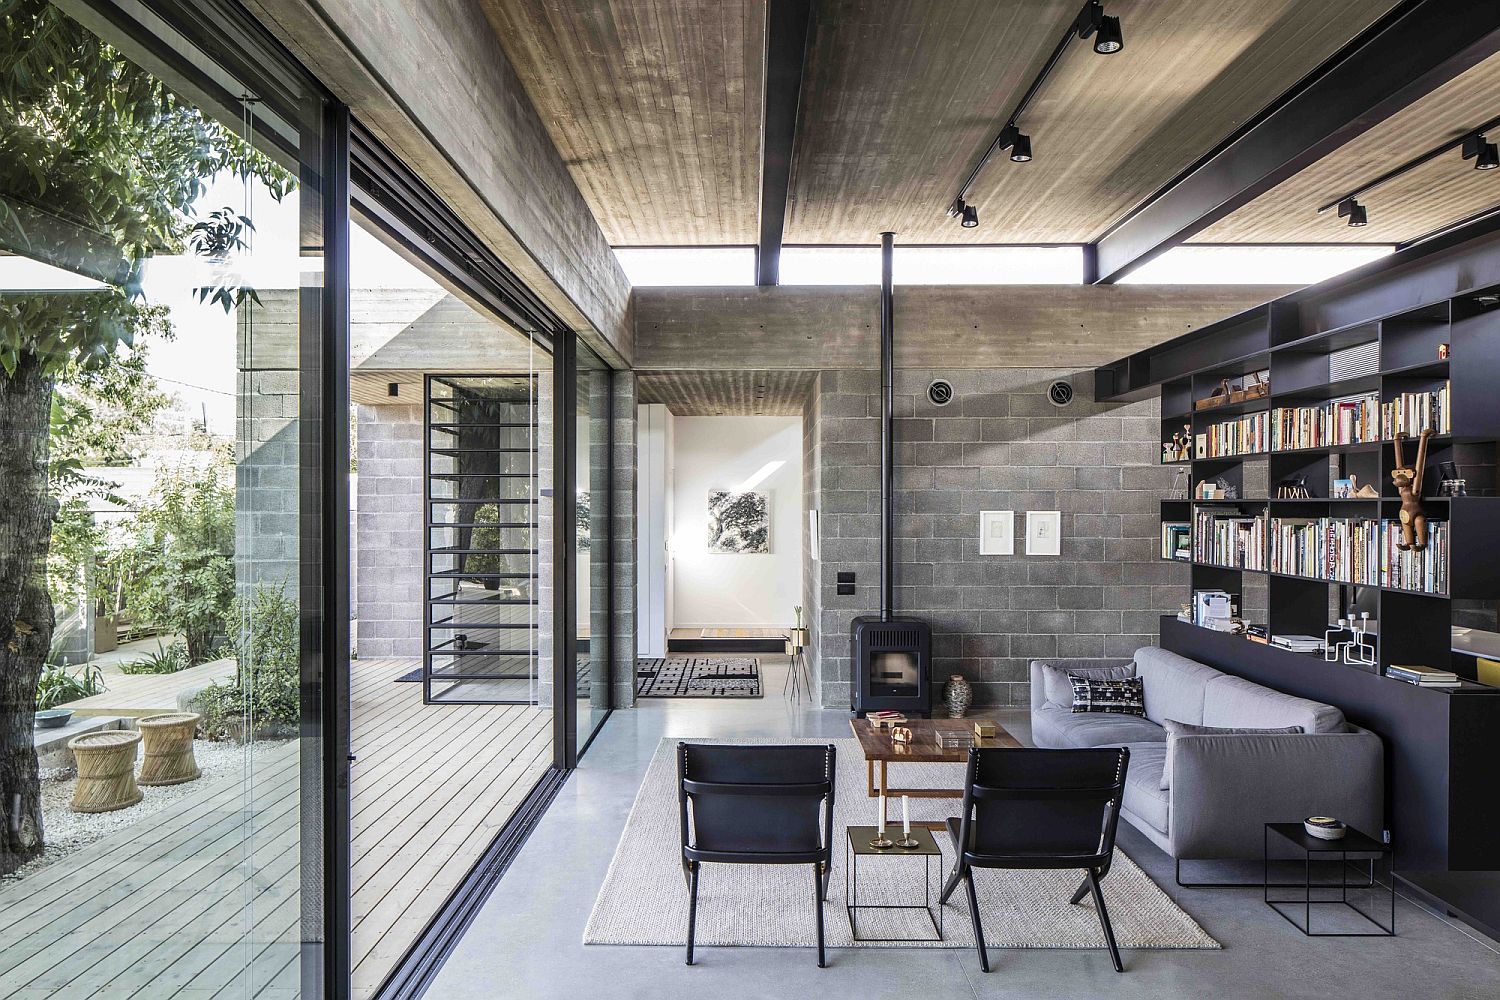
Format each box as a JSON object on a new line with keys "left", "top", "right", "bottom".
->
{"left": 576, "top": 344, "right": 613, "bottom": 747}
{"left": 347, "top": 213, "right": 552, "bottom": 995}
{"left": 0, "top": 3, "right": 325, "bottom": 996}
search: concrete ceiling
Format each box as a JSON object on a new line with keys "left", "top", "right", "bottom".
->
{"left": 479, "top": 0, "right": 1454, "bottom": 248}
{"left": 637, "top": 370, "right": 818, "bottom": 415}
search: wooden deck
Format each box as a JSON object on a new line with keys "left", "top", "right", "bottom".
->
{"left": 67, "top": 656, "right": 236, "bottom": 718}
{"left": 0, "top": 657, "right": 551, "bottom": 999}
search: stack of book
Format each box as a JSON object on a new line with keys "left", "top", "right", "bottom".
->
{"left": 1271, "top": 634, "right": 1326, "bottom": 654}
{"left": 868, "top": 710, "right": 906, "bottom": 729}
{"left": 1269, "top": 516, "right": 1380, "bottom": 585}
{"left": 1270, "top": 393, "right": 1379, "bottom": 450}
{"left": 1196, "top": 410, "right": 1269, "bottom": 458}
{"left": 1381, "top": 520, "right": 1449, "bottom": 594}
{"left": 1386, "top": 663, "right": 1461, "bottom": 688}
{"left": 1380, "top": 382, "right": 1451, "bottom": 438}
{"left": 1193, "top": 507, "right": 1266, "bottom": 570}
{"left": 1162, "top": 521, "right": 1191, "bottom": 560}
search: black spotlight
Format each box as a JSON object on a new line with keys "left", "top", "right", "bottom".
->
{"left": 1464, "top": 132, "right": 1500, "bottom": 171}
{"left": 1010, "top": 132, "right": 1032, "bottom": 162}
{"left": 1337, "top": 197, "right": 1368, "bottom": 228}
{"left": 961, "top": 204, "right": 979, "bottom": 228}
{"left": 1093, "top": 14, "right": 1123, "bottom": 53}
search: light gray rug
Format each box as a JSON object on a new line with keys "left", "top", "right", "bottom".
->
{"left": 583, "top": 738, "right": 1220, "bottom": 952}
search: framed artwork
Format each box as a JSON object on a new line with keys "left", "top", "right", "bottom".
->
{"left": 979, "top": 510, "right": 1014, "bottom": 555}
{"left": 808, "top": 509, "right": 820, "bottom": 560}
{"left": 1333, "top": 478, "right": 1354, "bottom": 499}
{"left": 1026, "top": 510, "right": 1062, "bottom": 556}
{"left": 707, "top": 490, "right": 770, "bottom": 554}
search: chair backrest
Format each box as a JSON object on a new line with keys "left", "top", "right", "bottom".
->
{"left": 678, "top": 743, "right": 835, "bottom": 860}
{"left": 957, "top": 747, "right": 1128, "bottom": 866}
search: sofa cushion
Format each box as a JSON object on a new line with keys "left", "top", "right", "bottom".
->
{"left": 1160, "top": 719, "right": 1304, "bottom": 790}
{"left": 1202, "top": 675, "right": 1345, "bottom": 733}
{"left": 1040, "top": 661, "right": 1137, "bottom": 708}
{"left": 1033, "top": 704, "right": 1165, "bottom": 749}
{"left": 1116, "top": 742, "right": 1169, "bottom": 835}
{"left": 1070, "top": 676, "right": 1146, "bottom": 716}
{"left": 1132, "top": 646, "right": 1225, "bottom": 726}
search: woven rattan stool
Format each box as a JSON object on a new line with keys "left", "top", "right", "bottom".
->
{"left": 68, "top": 729, "right": 143, "bottom": 813}
{"left": 137, "top": 712, "right": 202, "bottom": 786}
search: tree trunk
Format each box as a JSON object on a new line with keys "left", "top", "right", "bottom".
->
{"left": 1, "top": 353, "right": 57, "bottom": 875}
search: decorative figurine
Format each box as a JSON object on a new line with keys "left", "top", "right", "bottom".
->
{"left": 1438, "top": 460, "right": 1467, "bottom": 497}
{"left": 1391, "top": 429, "right": 1433, "bottom": 551}
{"left": 890, "top": 726, "right": 912, "bottom": 746}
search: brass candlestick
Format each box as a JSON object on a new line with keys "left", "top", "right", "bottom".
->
{"left": 895, "top": 834, "right": 919, "bottom": 849}
{"left": 869, "top": 831, "right": 894, "bottom": 849}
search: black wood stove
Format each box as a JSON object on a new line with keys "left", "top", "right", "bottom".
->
{"left": 851, "top": 232, "right": 933, "bottom": 717}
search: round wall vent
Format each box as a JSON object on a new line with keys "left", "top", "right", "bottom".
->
{"left": 1048, "top": 380, "right": 1075, "bottom": 407}
{"left": 927, "top": 379, "right": 954, "bottom": 407}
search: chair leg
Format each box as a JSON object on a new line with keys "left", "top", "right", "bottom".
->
{"left": 939, "top": 862, "right": 963, "bottom": 905}
{"left": 820, "top": 861, "right": 831, "bottom": 901}
{"left": 681, "top": 858, "right": 693, "bottom": 890}
{"left": 812, "top": 864, "right": 826, "bottom": 968}
{"left": 963, "top": 868, "right": 989, "bottom": 973}
{"left": 1069, "top": 874, "right": 1091, "bottom": 905}
{"left": 1087, "top": 869, "right": 1124, "bottom": 973}
{"left": 685, "top": 862, "right": 700, "bottom": 966}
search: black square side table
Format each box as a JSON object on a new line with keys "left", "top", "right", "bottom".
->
{"left": 845, "top": 825, "right": 944, "bottom": 942}
{"left": 1264, "top": 822, "right": 1394, "bottom": 937}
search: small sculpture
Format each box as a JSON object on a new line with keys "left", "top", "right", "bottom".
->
{"left": 1391, "top": 429, "right": 1433, "bottom": 551}
{"left": 890, "top": 726, "right": 912, "bottom": 746}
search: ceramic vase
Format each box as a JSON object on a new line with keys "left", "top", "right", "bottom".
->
{"left": 944, "top": 674, "right": 973, "bottom": 718}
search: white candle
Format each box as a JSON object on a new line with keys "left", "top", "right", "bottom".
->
{"left": 878, "top": 792, "right": 886, "bottom": 833}
{"left": 902, "top": 795, "right": 911, "bottom": 837}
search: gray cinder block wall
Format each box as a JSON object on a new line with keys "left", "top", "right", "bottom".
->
{"left": 354, "top": 403, "right": 424, "bottom": 658}
{"left": 810, "top": 368, "right": 1187, "bottom": 710}
{"left": 610, "top": 373, "right": 638, "bottom": 709}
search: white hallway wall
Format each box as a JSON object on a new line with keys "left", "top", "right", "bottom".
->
{"left": 669, "top": 415, "right": 803, "bottom": 628}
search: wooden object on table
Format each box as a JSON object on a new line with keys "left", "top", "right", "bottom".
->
{"left": 1391, "top": 428, "right": 1433, "bottom": 550}
{"left": 136, "top": 712, "right": 201, "bottom": 786}
{"left": 850, "top": 717, "right": 1022, "bottom": 827}
{"left": 973, "top": 720, "right": 998, "bottom": 739}
{"left": 69, "top": 729, "right": 142, "bottom": 813}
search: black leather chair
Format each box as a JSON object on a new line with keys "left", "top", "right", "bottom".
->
{"left": 939, "top": 746, "right": 1131, "bottom": 973}
{"left": 677, "top": 742, "right": 836, "bottom": 966}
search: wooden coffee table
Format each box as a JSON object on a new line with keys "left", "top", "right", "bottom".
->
{"left": 850, "top": 717, "right": 1021, "bottom": 826}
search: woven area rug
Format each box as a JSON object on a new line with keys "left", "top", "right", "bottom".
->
{"left": 583, "top": 738, "right": 1219, "bottom": 952}
{"left": 636, "top": 658, "right": 763, "bottom": 699}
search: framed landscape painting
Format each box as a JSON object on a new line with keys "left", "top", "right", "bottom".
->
{"left": 708, "top": 490, "right": 770, "bottom": 554}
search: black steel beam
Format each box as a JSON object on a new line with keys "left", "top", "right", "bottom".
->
{"left": 755, "top": 0, "right": 814, "bottom": 286}
{"left": 1092, "top": 0, "right": 1500, "bottom": 284}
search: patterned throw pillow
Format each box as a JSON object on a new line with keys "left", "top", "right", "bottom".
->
{"left": 1160, "top": 718, "right": 1304, "bottom": 789}
{"left": 1069, "top": 676, "right": 1145, "bottom": 716}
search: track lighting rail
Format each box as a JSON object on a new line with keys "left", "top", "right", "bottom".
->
{"left": 1317, "top": 113, "right": 1500, "bottom": 226}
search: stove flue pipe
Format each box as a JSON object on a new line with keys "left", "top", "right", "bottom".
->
{"left": 880, "top": 231, "right": 894, "bottom": 622}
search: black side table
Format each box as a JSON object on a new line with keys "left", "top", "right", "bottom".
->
{"left": 1264, "top": 822, "right": 1394, "bottom": 936}
{"left": 845, "top": 825, "right": 943, "bottom": 942}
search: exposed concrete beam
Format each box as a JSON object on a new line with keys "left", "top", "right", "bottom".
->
{"left": 633, "top": 284, "right": 1296, "bottom": 370}
{"left": 244, "top": 0, "right": 633, "bottom": 367}
{"left": 1093, "top": 0, "right": 1500, "bottom": 283}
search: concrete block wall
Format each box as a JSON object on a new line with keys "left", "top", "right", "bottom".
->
{"left": 354, "top": 403, "right": 424, "bottom": 658}
{"left": 811, "top": 368, "right": 1187, "bottom": 709}
{"left": 235, "top": 370, "right": 301, "bottom": 595}
{"left": 610, "top": 373, "right": 638, "bottom": 709}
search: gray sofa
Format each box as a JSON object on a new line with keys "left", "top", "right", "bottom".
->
{"left": 1029, "top": 647, "right": 1384, "bottom": 861}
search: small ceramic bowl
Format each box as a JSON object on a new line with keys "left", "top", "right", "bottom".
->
{"left": 34, "top": 709, "right": 74, "bottom": 729}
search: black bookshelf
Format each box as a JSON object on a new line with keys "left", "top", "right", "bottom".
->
{"left": 1097, "top": 220, "right": 1500, "bottom": 944}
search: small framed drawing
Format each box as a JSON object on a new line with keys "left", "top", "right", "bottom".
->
{"left": 1026, "top": 510, "right": 1062, "bottom": 556}
{"left": 979, "top": 510, "right": 1014, "bottom": 555}
{"left": 808, "top": 509, "right": 820, "bottom": 561}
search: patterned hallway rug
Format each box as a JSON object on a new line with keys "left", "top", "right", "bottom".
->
{"left": 583, "top": 737, "right": 1220, "bottom": 953}
{"left": 636, "top": 658, "right": 763, "bottom": 699}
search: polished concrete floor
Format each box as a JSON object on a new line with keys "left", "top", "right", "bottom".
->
{"left": 430, "top": 658, "right": 1500, "bottom": 1000}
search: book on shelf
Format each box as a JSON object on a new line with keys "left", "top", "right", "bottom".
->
{"left": 1380, "top": 382, "right": 1451, "bottom": 438}
{"left": 1162, "top": 521, "right": 1191, "bottom": 560}
{"left": 1192, "top": 507, "right": 1266, "bottom": 570}
{"left": 1386, "top": 663, "right": 1462, "bottom": 687}
{"left": 1270, "top": 392, "right": 1379, "bottom": 451}
{"left": 1266, "top": 516, "right": 1447, "bottom": 595}
{"left": 1196, "top": 410, "right": 1268, "bottom": 458}
{"left": 1381, "top": 521, "right": 1448, "bottom": 595}
{"left": 1271, "top": 634, "right": 1326, "bottom": 653}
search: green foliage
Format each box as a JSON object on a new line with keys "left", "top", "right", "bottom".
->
{"left": 193, "top": 584, "right": 300, "bottom": 740}
{"left": 0, "top": 0, "right": 295, "bottom": 376}
{"left": 119, "top": 640, "right": 190, "bottom": 676}
{"left": 125, "top": 456, "right": 235, "bottom": 664}
{"left": 35, "top": 661, "right": 103, "bottom": 710}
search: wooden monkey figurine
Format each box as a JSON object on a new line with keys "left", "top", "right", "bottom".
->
{"left": 1391, "top": 428, "right": 1433, "bottom": 550}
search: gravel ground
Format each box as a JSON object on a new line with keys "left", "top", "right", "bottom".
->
{"left": 1, "top": 738, "right": 292, "bottom": 886}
